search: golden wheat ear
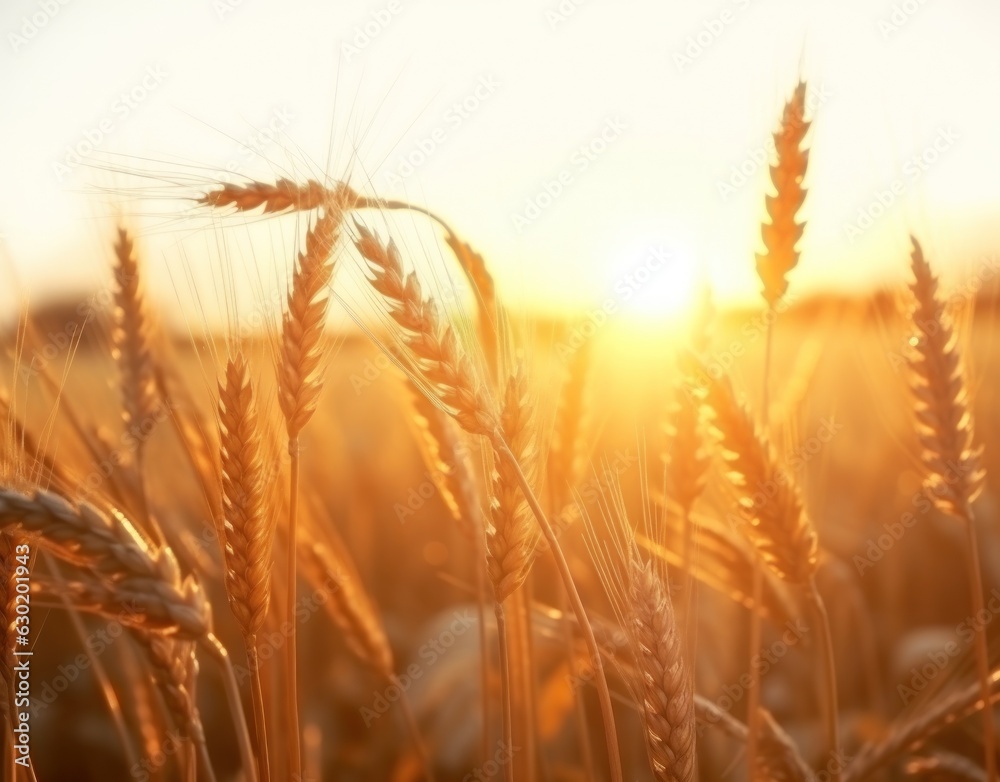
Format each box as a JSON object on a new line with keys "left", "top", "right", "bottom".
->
{"left": 906, "top": 237, "right": 985, "bottom": 516}
{"left": 198, "top": 178, "right": 343, "bottom": 214}
{"left": 756, "top": 81, "right": 810, "bottom": 308}
{"left": 683, "top": 354, "right": 818, "bottom": 585}
{"left": 583, "top": 479, "right": 696, "bottom": 782}
{"left": 278, "top": 206, "right": 343, "bottom": 439}
{"left": 217, "top": 354, "right": 273, "bottom": 638}
{"left": 351, "top": 220, "right": 499, "bottom": 437}
{"left": 486, "top": 366, "right": 540, "bottom": 603}
{"left": 113, "top": 227, "right": 159, "bottom": 434}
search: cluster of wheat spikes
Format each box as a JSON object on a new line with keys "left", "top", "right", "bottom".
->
{"left": 0, "top": 71, "right": 996, "bottom": 781}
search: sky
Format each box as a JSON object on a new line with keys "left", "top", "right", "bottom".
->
{"left": 1, "top": 0, "right": 999, "bottom": 325}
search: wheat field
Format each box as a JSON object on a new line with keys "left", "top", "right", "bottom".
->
{"left": 4, "top": 12, "right": 1000, "bottom": 781}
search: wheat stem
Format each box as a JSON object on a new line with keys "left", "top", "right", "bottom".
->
{"left": 285, "top": 439, "right": 302, "bottom": 778}
{"left": 495, "top": 601, "right": 515, "bottom": 782}
{"left": 808, "top": 579, "right": 841, "bottom": 782}
{"left": 963, "top": 506, "right": 997, "bottom": 782}
{"left": 391, "top": 675, "right": 438, "bottom": 782}
{"left": 200, "top": 634, "right": 257, "bottom": 782}
{"left": 246, "top": 640, "right": 270, "bottom": 782}
{"left": 495, "top": 441, "right": 623, "bottom": 782}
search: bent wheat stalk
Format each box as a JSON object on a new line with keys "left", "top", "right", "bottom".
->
{"left": 352, "top": 223, "right": 623, "bottom": 782}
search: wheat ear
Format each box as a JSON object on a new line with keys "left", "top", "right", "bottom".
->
{"left": 755, "top": 81, "right": 809, "bottom": 308}
{"left": 0, "top": 489, "right": 209, "bottom": 637}
{"left": 112, "top": 227, "right": 160, "bottom": 540}
{"left": 584, "top": 481, "right": 696, "bottom": 782}
{"left": 218, "top": 352, "right": 273, "bottom": 782}
{"left": 694, "top": 697, "right": 814, "bottom": 782}
{"left": 486, "top": 368, "right": 540, "bottom": 603}
{"left": 352, "top": 222, "right": 499, "bottom": 437}
{"left": 687, "top": 360, "right": 818, "bottom": 583}
{"left": 906, "top": 236, "right": 993, "bottom": 780}
{"left": 299, "top": 536, "right": 437, "bottom": 780}
{"left": 137, "top": 632, "right": 214, "bottom": 781}
{"left": 407, "top": 382, "right": 481, "bottom": 534}
{"left": 442, "top": 232, "right": 500, "bottom": 379}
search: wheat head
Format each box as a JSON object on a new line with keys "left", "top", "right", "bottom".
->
{"left": 906, "top": 237, "right": 985, "bottom": 518}
{"left": 756, "top": 82, "right": 810, "bottom": 308}
{"left": 218, "top": 353, "right": 273, "bottom": 638}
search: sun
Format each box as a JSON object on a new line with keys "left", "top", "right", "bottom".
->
{"left": 606, "top": 240, "right": 703, "bottom": 324}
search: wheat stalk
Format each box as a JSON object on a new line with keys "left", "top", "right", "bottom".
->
{"left": 217, "top": 352, "right": 273, "bottom": 782}
{"left": 906, "top": 236, "right": 993, "bottom": 780}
